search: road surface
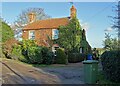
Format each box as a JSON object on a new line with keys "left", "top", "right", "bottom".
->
{"left": 1, "top": 58, "right": 61, "bottom": 84}
{"left": 0, "top": 58, "right": 84, "bottom": 84}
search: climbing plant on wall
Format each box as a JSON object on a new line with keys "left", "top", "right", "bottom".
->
{"left": 58, "top": 17, "right": 82, "bottom": 52}
{"left": 80, "top": 29, "right": 92, "bottom": 54}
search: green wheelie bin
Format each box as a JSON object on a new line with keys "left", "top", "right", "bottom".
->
{"left": 83, "top": 60, "right": 99, "bottom": 84}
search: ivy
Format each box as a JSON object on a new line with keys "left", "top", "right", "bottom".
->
{"left": 58, "top": 17, "right": 82, "bottom": 52}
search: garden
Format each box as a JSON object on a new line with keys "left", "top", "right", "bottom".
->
{"left": 2, "top": 17, "right": 88, "bottom": 65}
{"left": 2, "top": 39, "right": 87, "bottom": 65}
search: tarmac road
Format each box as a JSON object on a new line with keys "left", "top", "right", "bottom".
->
{"left": 1, "top": 58, "right": 61, "bottom": 84}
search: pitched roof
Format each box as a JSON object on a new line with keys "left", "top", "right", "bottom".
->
{"left": 23, "top": 17, "right": 70, "bottom": 30}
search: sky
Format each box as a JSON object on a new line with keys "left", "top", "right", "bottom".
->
{"left": 2, "top": 2, "right": 118, "bottom": 48}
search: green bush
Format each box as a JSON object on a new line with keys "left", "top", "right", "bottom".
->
{"left": 55, "top": 48, "right": 68, "bottom": 64}
{"left": 21, "top": 41, "right": 54, "bottom": 64}
{"left": 43, "top": 51, "right": 54, "bottom": 65}
{"left": 11, "top": 44, "right": 28, "bottom": 63}
{"left": 68, "top": 53, "right": 86, "bottom": 63}
{"left": 41, "top": 47, "right": 54, "bottom": 65}
{"left": 21, "top": 40, "right": 37, "bottom": 51}
{"left": 101, "top": 50, "right": 120, "bottom": 83}
{"left": 28, "top": 46, "right": 43, "bottom": 64}
{"left": 11, "top": 44, "right": 22, "bottom": 60}
{"left": 18, "top": 55, "right": 29, "bottom": 63}
{"left": 19, "top": 40, "right": 43, "bottom": 64}
{"left": 10, "top": 40, "right": 54, "bottom": 65}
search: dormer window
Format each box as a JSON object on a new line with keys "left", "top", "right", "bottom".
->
{"left": 52, "top": 29, "right": 59, "bottom": 40}
{"left": 29, "top": 30, "right": 35, "bottom": 40}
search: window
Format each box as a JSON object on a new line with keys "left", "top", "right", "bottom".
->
{"left": 29, "top": 30, "right": 35, "bottom": 40}
{"left": 52, "top": 29, "right": 59, "bottom": 40}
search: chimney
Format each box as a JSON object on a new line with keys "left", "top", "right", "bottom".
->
{"left": 70, "top": 5, "right": 77, "bottom": 18}
{"left": 82, "top": 29, "right": 86, "bottom": 40}
{"left": 28, "top": 13, "right": 36, "bottom": 23}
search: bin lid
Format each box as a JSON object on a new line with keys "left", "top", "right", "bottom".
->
{"left": 82, "top": 60, "right": 98, "bottom": 64}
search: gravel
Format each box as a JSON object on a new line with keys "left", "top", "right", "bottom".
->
{"left": 40, "top": 66, "right": 85, "bottom": 84}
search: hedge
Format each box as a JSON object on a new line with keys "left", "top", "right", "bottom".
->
{"left": 11, "top": 40, "right": 54, "bottom": 64}
{"left": 27, "top": 46, "right": 43, "bottom": 64}
{"left": 55, "top": 48, "right": 68, "bottom": 64}
{"left": 101, "top": 50, "right": 120, "bottom": 82}
{"left": 68, "top": 53, "right": 86, "bottom": 63}
{"left": 41, "top": 46, "right": 54, "bottom": 65}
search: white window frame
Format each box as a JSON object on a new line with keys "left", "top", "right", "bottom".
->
{"left": 29, "top": 30, "right": 35, "bottom": 40}
{"left": 52, "top": 29, "right": 59, "bottom": 40}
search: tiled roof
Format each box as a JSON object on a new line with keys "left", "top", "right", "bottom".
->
{"left": 23, "top": 17, "right": 70, "bottom": 30}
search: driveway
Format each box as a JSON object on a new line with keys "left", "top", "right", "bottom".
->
{"left": 0, "top": 58, "right": 84, "bottom": 84}
{"left": 40, "top": 63, "right": 85, "bottom": 84}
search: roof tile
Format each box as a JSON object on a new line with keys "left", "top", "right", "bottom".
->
{"left": 23, "top": 17, "right": 69, "bottom": 30}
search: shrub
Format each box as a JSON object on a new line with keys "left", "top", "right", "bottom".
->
{"left": 11, "top": 44, "right": 28, "bottom": 63}
{"left": 21, "top": 40, "right": 37, "bottom": 51}
{"left": 7, "top": 39, "right": 54, "bottom": 65}
{"left": 18, "top": 40, "right": 43, "bottom": 64}
{"left": 11, "top": 44, "right": 22, "bottom": 60}
{"left": 2, "top": 38, "right": 18, "bottom": 58}
{"left": 27, "top": 46, "right": 43, "bottom": 64}
{"left": 41, "top": 47, "right": 54, "bottom": 65}
{"left": 41, "top": 46, "right": 49, "bottom": 59}
{"left": 101, "top": 50, "right": 120, "bottom": 82}
{"left": 18, "top": 55, "right": 29, "bottom": 63}
{"left": 55, "top": 48, "right": 68, "bottom": 64}
{"left": 27, "top": 46, "right": 54, "bottom": 64}
{"left": 11, "top": 40, "right": 42, "bottom": 63}
{"left": 68, "top": 53, "right": 86, "bottom": 63}
{"left": 43, "top": 51, "right": 54, "bottom": 65}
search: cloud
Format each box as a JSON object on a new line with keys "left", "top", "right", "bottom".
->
{"left": 104, "top": 27, "right": 113, "bottom": 32}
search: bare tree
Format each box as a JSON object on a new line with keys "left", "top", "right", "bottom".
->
{"left": 13, "top": 8, "right": 51, "bottom": 40}
{"left": 14, "top": 8, "right": 51, "bottom": 29}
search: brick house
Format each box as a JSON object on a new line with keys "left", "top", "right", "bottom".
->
{"left": 22, "top": 5, "right": 77, "bottom": 47}
{"left": 22, "top": 5, "right": 92, "bottom": 53}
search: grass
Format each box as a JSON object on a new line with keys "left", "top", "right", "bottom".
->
{"left": 98, "top": 70, "right": 120, "bottom": 85}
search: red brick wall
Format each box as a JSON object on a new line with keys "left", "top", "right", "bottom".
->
{"left": 22, "top": 30, "right": 29, "bottom": 39}
{"left": 22, "top": 29, "right": 52, "bottom": 46}
{"left": 38, "top": 29, "right": 52, "bottom": 46}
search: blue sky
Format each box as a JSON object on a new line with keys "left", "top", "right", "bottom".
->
{"left": 2, "top": 2, "right": 117, "bottom": 48}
